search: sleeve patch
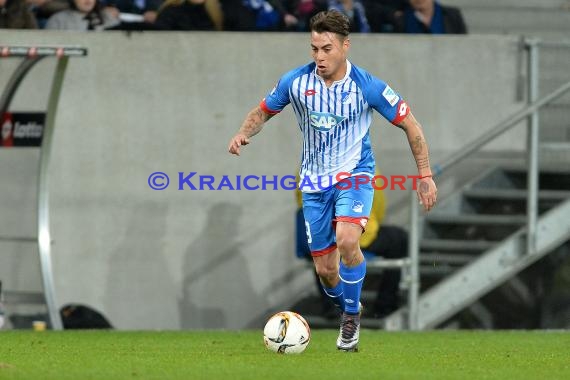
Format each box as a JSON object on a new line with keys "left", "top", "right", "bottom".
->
{"left": 382, "top": 85, "right": 400, "bottom": 107}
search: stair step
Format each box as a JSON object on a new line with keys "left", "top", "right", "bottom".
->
{"left": 421, "top": 238, "right": 495, "bottom": 252}
{"left": 419, "top": 265, "right": 456, "bottom": 276}
{"left": 540, "top": 143, "right": 570, "bottom": 163}
{"left": 463, "top": 188, "right": 570, "bottom": 201}
{"left": 3, "top": 291, "right": 46, "bottom": 305}
{"left": 445, "top": 0, "right": 570, "bottom": 9}
{"left": 0, "top": 235, "right": 37, "bottom": 243}
{"left": 502, "top": 170, "right": 570, "bottom": 191}
{"left": 421, "top": 253, "right": 474, "bottom": 265}
{"left": 462, "top": 8, "right": 570, "bottom": 35}
{"left": 426, "top": 214, "right": 527, "bottom": 225}
{"left": 468, "top": 29, "right": 570, "bottom": 41}
{"left": 503, "top": 165, "right": 570, "bottom": 175}
{"left": 540, "top": 142, "right": 570, "bottom": 150}
{"left": 471, "top": 166, "right": 570, "bottom": 191}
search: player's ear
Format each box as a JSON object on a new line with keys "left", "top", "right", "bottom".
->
{"left": 343, "top": 37, "right": 350, "bottom": 50}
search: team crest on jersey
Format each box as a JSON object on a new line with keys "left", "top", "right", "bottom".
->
{"left": 382, "top": 85, "right": 400, "bottom": 107}
{"left": 352, "top": 200, "right": 364, "bottom": 213}
{"left": 309, "top": 111, "right": 346, "bottom": 132}
{"left": 341, "top": 91, "right": 351, "bottom": 104}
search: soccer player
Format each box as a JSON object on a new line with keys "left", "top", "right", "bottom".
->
{"left": 228, "top": 10, "right": 437, "bottom": 351}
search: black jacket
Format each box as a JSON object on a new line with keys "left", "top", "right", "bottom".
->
{"left": 154, "top": 2, "right": 215, "bottom": 31}
{"left": 108, "top": 0, "right": 164, "bottom": 14}
{"left": 440, "top": 5, "right": 467, "bottom": 34}
{"left": 0, "top": 0, "right": 37, "bottom": 29}
{"left": 394, "top": 4, "right": 468, "bottom": 34}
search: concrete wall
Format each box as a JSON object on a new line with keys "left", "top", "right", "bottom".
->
{"left": 0, "top": 31, "right": 526, "bottom": 329}
{"left": 444, "top": 0, "right": 570, "bottom": 40}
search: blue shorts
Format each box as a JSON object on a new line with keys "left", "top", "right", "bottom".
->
{"left": 301, "top": 175, "right": 373, "bottom": 256}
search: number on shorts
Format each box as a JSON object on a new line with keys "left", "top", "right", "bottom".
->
{"left": 304, "top": 221, "right": 312, "bottom": 244}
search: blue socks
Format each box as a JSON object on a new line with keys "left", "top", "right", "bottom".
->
{"left": 322, "top": 281, "right": 345, "bottom": 312}
{"left": 321, "top": 260, "right": 367, "bottom": 315}
{"left": 339, "top": 260, "right": 366, "bottom": 315}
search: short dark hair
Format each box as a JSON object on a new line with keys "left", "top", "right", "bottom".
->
{"left": 309, "top": 10, "right": 350, "bottom": 38}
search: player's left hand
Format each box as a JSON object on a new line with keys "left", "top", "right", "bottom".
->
{"left": 417, "top": 177, "right": 437, "bottom": 212}
{"left": 228, "top": 133, "right": 250, "bottom": 156}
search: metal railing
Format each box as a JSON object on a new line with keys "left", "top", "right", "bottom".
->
{"left": 406, "top": 38, "right": 570, "bottom": 330}
{"left": 0, "top": 46, "right": 87, "bottom": 330}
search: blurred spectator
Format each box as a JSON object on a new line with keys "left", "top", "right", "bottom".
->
{"left": 362, "top": 0, "right": 406, "bottom": 33}
{"left": 234, "top": 0, "right": 298, "bottom": 31}
{"left": 102, "top": 0, "right": 163, "bottom": 25}
{"left": 219, "top": 0, "right": 256, "bottom": 31}
{"left": 269, "top": 0, "right": 299, "bottom": 30}
{"left": 154, "top": 0, "right": 223, "bottom": 30}
{"left": 396, "top": 0, "right": 467, "bottom": 34}
{"left": 27, "top": 0, "right": 69, "bottom": 28}
{"left": 328, "top": 0, "right": 370, "bottom": 33}
{"left": 283, "top": 0, "right": 326, "bottom": 31}
{"left": 45, "top": 0, "right": 120, "bottom": 29}
{"left": 0, "top": 0, "right": 38, "bottom": 28}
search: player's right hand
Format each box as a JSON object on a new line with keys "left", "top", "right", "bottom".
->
{"left": 417, "top": 176, "right": 437, "bottom": 212}
{"left": 228, "top": 134, "right": 250, "bottom": 156}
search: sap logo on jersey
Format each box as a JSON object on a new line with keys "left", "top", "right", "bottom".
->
{"left": 309, "top": 111, "right": 346, "bottom": 132}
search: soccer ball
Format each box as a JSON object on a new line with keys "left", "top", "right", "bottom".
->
{"left": 263, "top": 311, "right": 310, "bottom": 354}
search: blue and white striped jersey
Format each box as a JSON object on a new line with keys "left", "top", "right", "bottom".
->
{"left": 261, "top": 60, "right": 410, "bottom": 192}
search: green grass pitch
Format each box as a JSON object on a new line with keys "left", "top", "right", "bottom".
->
{"left": 0, "top": 330, "right": 568, "bottom": 379}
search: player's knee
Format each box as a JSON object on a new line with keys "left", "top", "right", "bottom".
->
{"left": 336, "top": 230, "right": 360, "bottom": 255}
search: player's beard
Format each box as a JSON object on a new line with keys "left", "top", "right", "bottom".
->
{"left": 317, "top": 67, "right": 328, "bottom": 78}
{"left": 318, "top": 63, "right": 340, "bottom": 81}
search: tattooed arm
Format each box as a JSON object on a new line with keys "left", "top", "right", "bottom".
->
{"left": 397, "top": 112, "right": 438, "bottom": 212}
{"left": 228, "top": 106, "right": 274, "bottom": 156}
